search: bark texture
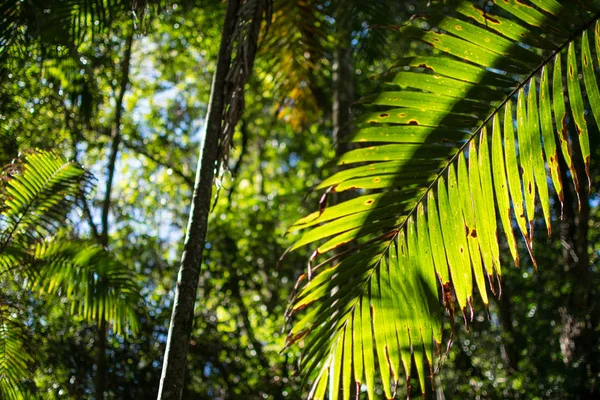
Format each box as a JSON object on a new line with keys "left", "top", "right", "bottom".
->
{"left": 157, "top": 1, "right": 240, "bottom": 398}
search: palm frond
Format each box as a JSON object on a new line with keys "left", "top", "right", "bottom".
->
{"left": 0, "top": 301, "right": 33, "bottom": 400}
{"left": 287, "top": 1, "right": 600, "bottom": 398}
{"left": 29, "top": 239, "right": 141, "bottom": 335}
{"left": 0, "top": 150, "right": 93, "bottom": 253}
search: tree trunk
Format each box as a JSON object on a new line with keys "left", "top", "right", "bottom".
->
{"left": 157, "top": 1, "right": 240, "bottom": 398}
{"left": 332, "top": 33, "right": 355, "bottom": 157}
{"left": 94, "top": 28, "right": 134, "bottom": 400}
{"left": 94, "top": 318, "right": 107, "bottom": 400}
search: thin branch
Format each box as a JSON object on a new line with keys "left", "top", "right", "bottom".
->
{"left": 80, "top": 195, "right": 100, "bottom": 241}
{"left": 63, "top": 97, "right": 101, "bottom": 241}
{"left": 121, "top": 138, "right": 194, "bottom": 189}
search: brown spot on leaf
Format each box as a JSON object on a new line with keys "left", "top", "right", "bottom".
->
{"left": 470, "top": 229, "right": 477, "bottom": 238}
{"left": 293, "top": 302, "right": 312, "bottom": 312}
{"left": 408, "top": 120, "right": 419, "bottom": 126}
{"left": 528, "top": 182, "right": 532, "bottom": 194}
{"left": 318, "top": 187, "right": 332, "bottom": 216}
{"left": 585, "top": 155, "right": 591, "bottom": 194}
{"left": 373, "top": 177, "right": 381, "bottom": 183}
{"left": 442, "top": 282, "right": 454, "bottom": 311}
{"left": 460, "top": 247, "right": 464, "bottom": 253}
{"left": 560, "top": 115, "right": 569, "bottom": 139}
{"left": 286, "top": 328, "right": 310, "bottom": 346}
{"left": 468, "top": 296, "right": 475, "bottom": 322}
{"left": 365, "top": 199, "right": 374, "bottom": 205}
{"left": 379, "top": 113, "right": 389, "bottom": 118}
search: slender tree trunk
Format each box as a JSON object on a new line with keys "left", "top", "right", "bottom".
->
{"left": 94, "top": 318, "right": 108, "bottom": 400}
{"left": 332, "top": 33, "right": 355, "bottom": 157}
{"left": 157, "top": 1, "right": 241, "bottom": 398}
{"left": 95, "top": 29, "right": 134, "bottom": 400}
{"left": 100, "top": 30, "right": 134, "bottom": 248}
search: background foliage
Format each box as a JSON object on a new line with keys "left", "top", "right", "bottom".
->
{"left": 0, "top": 0, "right": 598, "bottom": 399}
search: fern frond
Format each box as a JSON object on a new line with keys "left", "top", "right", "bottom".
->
{"left": 287, "top": 1, "right": 600, "bottom": 398}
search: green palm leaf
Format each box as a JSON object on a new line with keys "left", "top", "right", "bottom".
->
{"left": 30, "top": 239, "right": 141, "bottom": 335}
{"left": 0, "top": 150, "right": 92, "bottom": 256}
{"left": 0, "top": 150, "right": 140, "bottom": 333}
{"left": 286, "top": 1, "right": 600, "bottom": 398}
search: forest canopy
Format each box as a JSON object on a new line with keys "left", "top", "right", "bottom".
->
{"left": 0, "top": 0, "right": 599, "bottom": 399}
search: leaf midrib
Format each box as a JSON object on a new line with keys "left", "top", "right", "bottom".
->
{"left": 319, "top": 12, "right": 600, "bottom": 345}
